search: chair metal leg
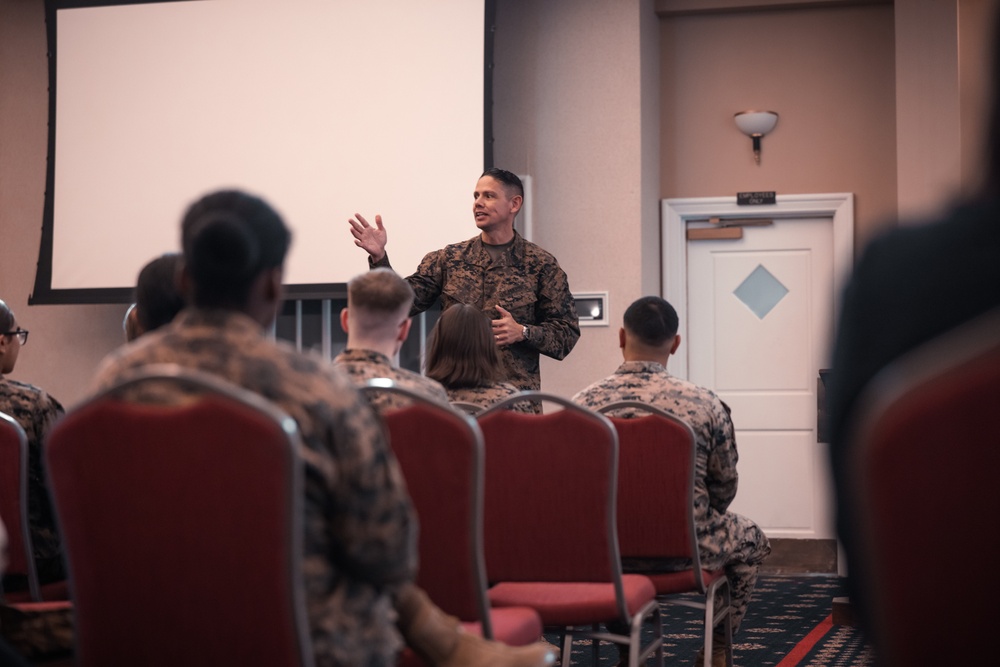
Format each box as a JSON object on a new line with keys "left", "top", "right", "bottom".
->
{"left": 560, "top": 632, "right": 573, "bottom": 667}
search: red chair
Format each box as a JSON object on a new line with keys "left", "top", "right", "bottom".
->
{"left": 478, "top": 393, "right": 663, "bottom": 667}
{"left": 0, "top": 411, "right": 69, "bottom": 604}
{"left": 597, "top": 401, "right": 733, "bottom": 667}
{"left": 360, "top": 379, "right": 543, "bottom": 666}
{"left": 848, "top": 308, "right": 1000, "bottom": 667}
{"left": 45, "top": 364, "right": 314, "bottom": 667}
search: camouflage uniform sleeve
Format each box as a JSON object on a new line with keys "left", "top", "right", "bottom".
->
{"left": 522, "top": 256, "right": 580, "bottom": 361}
{"left": 323, "top": 380, "right": 418, "bottom": 586}
{"left": 705, "top": 395, "right": 738, "bottom": 513}
{"left": 371, "top": 251, "right": 444, "bottom": 316}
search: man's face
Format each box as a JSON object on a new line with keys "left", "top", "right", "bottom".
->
{"left": 473, "top": 175, "right": 521, "bottom": 234}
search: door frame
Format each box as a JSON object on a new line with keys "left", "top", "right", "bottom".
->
{"left": 661, "top": 193, "right": 854, "bottom": 379}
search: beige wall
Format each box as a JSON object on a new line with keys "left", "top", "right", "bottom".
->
{"left": 493, "top": 0, "right": 662, "bottom": 398}
{"left": 660, "top": 4, "right": 899, "bottom": 251}
{"left": 1, "top": 0, "right": 125, "bottom": 407}
{"left": 1, "top": 0, "right": 991, "bottom": 406}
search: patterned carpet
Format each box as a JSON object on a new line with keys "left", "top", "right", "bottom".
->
{"left": 543, "top": 575, "right": 874, "bottom": 666}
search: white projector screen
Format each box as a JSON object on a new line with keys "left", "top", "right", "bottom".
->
{"left": 34, "top": 0, "right": 492, "bottom": 303}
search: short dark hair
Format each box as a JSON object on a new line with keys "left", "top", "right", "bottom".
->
{"left": 481, "top": 167, "right": 524, "bottom": 200}
{"left": 134, "top": 253, "right": 185, "bottom": 332}
{"left": 0, "top": 299, "right": 13, "bottom": 334}
{"left": 622, "top": 296, "right": 679, "bottom": 347}
{"left": 425, "top": 303, "right": 504, "bottom": 388}
{"left": 181, "top": 190, "right": 291, "bottom": 309}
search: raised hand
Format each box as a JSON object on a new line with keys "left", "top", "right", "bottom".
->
{"left": 348, "top": 213, "right": 388, "bottom": 262}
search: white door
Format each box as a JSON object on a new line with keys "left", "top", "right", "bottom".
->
{"left": 662, "top": 194, "right": 854, "bottom": 541}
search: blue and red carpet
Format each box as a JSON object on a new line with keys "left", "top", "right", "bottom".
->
{"left": 544, "top": 575, "right": 873, "bottom": 666}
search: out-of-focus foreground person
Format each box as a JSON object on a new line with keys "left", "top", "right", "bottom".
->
{"left": 826, "top": 6, "right": 1000, "bottom": 656}
{"left": 92, "top": 189, "right": 554, "bottom": 667}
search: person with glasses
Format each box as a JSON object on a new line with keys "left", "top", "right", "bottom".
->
{"left": 0, "top": 299, "right": 67, "bottom": 590}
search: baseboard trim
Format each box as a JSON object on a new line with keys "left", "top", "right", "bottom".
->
{"left": 761, "top": 538, "right": 838, "bottom": 574}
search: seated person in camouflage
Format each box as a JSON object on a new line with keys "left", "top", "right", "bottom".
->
{"left": 0, "top": 299, "right": 66, "bottom": 591}
{"left": 124, "top": 253, "right": 186, "bottom": 342}
{"left": 92, "top": 190, "right": 554, "bottom": 667}
{"left": 348, "top": 168, "right": 580, "bottom": 392}
{"left": 334, "top": 268, "right": 449, "bottom": 412}
{"left": 573, "top": 296, "right": 770, "bottom": 667}
{"left": 425, "top": 304, "right": 532, "bottom": 413}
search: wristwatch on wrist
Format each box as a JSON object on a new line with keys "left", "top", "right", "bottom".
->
{"left": 521, "top": 325, "right": 529, "bottom": 341}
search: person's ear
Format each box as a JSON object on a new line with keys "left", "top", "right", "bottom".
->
{"left": 178, "top": 265, "right": 195, "bottom": 303}
{"left": 398, "top": 317, "right": 412, "bottom": 343}
{"left": 266, "top": 266, "right": 284, "bottom": 303}
{"left": 669, "top": 334, "right": 682, "bottom": 356}
{"left": 509, "top": 194, "right": 523, "bottom": 216}
{"left": 619, "top": 327, "right": 626, "bottom": 349}
{"left": 339, "top": 308, "right": 350, "bottom": 334}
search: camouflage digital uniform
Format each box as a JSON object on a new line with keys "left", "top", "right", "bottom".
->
{"left": 333, "top": 348, "right": 449, "bottom": 413}
{"left": 0, "top": 377, "right": 66, "bottom": 585}
{"left": 92, "top": 309, "right": 417, "bottom": 667}
{"left": 373, "top": 231, "right": 580, "bottom": 391}
{"left": 573, "top": 360, "right": 771, "bottom": 633}
{"left": 445, "top": 382, "right": 534, "bottom": 413}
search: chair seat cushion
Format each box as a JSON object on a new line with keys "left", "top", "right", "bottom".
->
{"left": 488, "top": 574, "right": 655, "bottom": 627}
{"left": 2, "top": 580, "right": 71, "bottom": 604}
{"left": 487, "top": 606, "right": 544, "bottom": 646}
{"left": 642, "top": 568, "right": 727, "bottom": 595}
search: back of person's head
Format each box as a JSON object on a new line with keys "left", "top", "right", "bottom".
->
{"left": 425, "top": 303, "right": 503, "bottom": 388}
{"left": 134, "top": 253, "right": 185, "bottom": 334}
{"left": 623, "top": 296, "right": 679, "bottom": 347}
{"left": 480, "top": 167, "right": 524, "bottom": 200}
{"left": 346, "top": 268, "right": 414, "bottom": 338}
{"left": 181, "top": 190, "right": 290, "bottom": 309}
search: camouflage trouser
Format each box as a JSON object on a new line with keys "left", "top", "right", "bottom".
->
{"left": 618, "top": 511, "right": 771, "bottom": 639}
{"left": 699, "top": 511, "right": 771, "bottom": 633}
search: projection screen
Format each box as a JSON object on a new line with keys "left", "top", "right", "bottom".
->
{"left": 33, "top": 0, "right": 493, "bottom": 304}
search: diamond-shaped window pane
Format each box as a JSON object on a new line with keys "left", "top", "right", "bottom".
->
{"left": 734, "top": 264, "right": 788, "bottom": 319}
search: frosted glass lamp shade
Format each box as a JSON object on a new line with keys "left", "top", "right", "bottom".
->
{"left": 734, "top": 110, "right": 778, "bottom": 164}
{"left": 734, "top": 111, "right": 779, "bottom": 137}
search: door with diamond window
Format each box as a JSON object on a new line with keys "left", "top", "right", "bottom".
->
{"left": 686, "top": 216, "right": 835, "bottom": 539}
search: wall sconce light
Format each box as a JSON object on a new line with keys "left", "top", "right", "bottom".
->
{"left": 734, "top": 110, "right": 778, "bottom": 165}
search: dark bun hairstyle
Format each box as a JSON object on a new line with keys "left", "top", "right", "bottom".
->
{"left": 180, "top": 190, "right": 291, "bottom": 308}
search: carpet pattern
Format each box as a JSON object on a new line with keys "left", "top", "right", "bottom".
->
{"left": 542, "top": 575, "right": 873, "bottom": 666}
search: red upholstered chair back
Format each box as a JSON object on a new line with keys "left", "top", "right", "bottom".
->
{"left": 850, "top": 309, "right": 1000, "bottom": 667}
{"left": 0, "top": 412, "right": 42, "bottom": 602}
{"left": 477, "top": 393, "right": 621, "bottom": 585}
{"left": 361, "top": 380, "right": 491, "bottom": 633}
{"left": 597, "top": 403, "right": 701, "bottom": 566}
{"left": 45, "top": 365, "right": 314, "bottom": 667}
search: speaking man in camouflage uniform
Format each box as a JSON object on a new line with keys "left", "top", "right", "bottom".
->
{"left": 573, "top": 296, "right": 770, "bottom": 667}
{"left": 348, "top": 168, "right": 580, "bottom": 392}
{"left": 92, "top": 190, "right": 554, "bottom": 667}
{"left": 0, "top": 299, "right": 66, "bottom": 590}
{"left": 334, "top": 268, "right": 450, "bottom": 413}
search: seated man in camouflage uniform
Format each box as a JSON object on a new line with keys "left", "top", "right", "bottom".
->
{"left": 334, "top": 268, "right": 449, "bottom": 412}
{"left": 573, "top": 296, "right": 770, "bottom": 667}
{"left": 92, "top": 190, "right": 554, "bottom": 667}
